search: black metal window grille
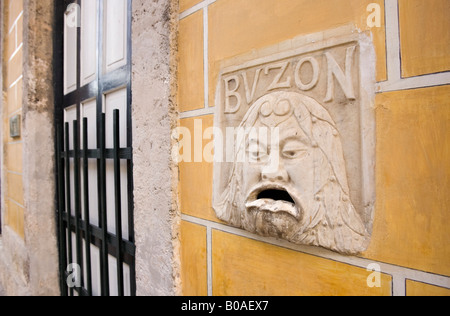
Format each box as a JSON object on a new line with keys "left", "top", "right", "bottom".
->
{"left": 54, "top": 0, "right": 135, "bottom": 296}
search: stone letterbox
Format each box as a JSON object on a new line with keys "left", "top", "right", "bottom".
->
{"left": 213, "top": 28, "right": 376, "bottom": 255}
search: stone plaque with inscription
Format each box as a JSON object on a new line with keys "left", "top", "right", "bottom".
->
{"left": 212, "top": 28, "right": 376, "bottom": 255}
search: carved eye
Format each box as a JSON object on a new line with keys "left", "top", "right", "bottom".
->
{"left": 247, "top": 143, "right": 268, "bottom": 162}
{"left": 282, "top": 150, "right": 306, "bottom": 159}
{"left": 282, "top": 141, "right": 308, "bottom": 159}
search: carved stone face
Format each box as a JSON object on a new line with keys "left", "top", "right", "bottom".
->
{"left": 241, "top": 94, "right": 333, "bottom": 240}
{"left": 213, "top": 91, "right": 370, "bottom": 254}
{"left": 243, "top": 115, "right": 316, "bottom": 225}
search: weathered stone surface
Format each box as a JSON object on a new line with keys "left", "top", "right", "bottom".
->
{"left": 22, "top": 0, "right": 59, "bottom": 296}
{"left": 132, "top": 0, "right": 181, "bottom": 296}
{"left": 0, "top": 0, "right": 59, "bottom": 296}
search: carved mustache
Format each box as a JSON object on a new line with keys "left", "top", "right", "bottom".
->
{"left": 245, "top": 183, "right": 303, "bottom": 220}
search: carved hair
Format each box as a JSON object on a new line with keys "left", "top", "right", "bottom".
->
{"left": 213, "top": 92, "right": 369, "bottom": 254}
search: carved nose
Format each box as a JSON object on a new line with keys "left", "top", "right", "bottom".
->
{"left": 261, "top": 162, "right": 289, "bottom": 182}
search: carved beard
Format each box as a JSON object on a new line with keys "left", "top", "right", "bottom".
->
{"left": 240, "top": 150, "right": 368, "bottom": 255}
{"left": 215, "top": 149, "right": 369, "bottom": 255}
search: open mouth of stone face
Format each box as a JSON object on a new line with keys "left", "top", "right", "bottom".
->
{"left": 257, "top": 189, "right": 296, "bottom": 204}
{"left": 245, "top": 186, "right": 300, "bottom": 220}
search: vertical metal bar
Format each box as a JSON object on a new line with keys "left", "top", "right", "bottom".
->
{"left": 113, "top": 109, "right": 124, "bottom": 296}
{"left": 82, "top": 117, "right": 93, "bottom": 296}
{"left": 75, "top": 0, "right": 82, "bottom": 292}
{"left": 73, "top": 120, "right": 84, "bottom": 293}
{"left": 96, "top": 0, "right": 109, "bottom": 296}
{"left": 126, "top": 0, "right": 136, "bottom": 297}
{"left": 56, "top": 127, "right": 68, "bottom": 296}
{"left": 99, "top": 113, "right": 110, "bottom": 296}
{"left": 64, "top": 122, "right": 74, "bottom": 296}
{"left": 54, "top": 0, "right": 70, "bottom": 296}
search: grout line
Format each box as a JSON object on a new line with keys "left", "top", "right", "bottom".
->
{"left": 8, "top": 42, "right": 23, "bottom": 63}
{"left": 181, "top": 214, "right": 450, "bottom": 293}
{"left": 206, "top": 226, "right": 213, "bottom": 296}
{"left": 376, "top": 72, "right": 450, "bottom": 93}
{"left": 392, "top": 274, "right": 406, "bottom": 296}
{"left": 384, "top": 0, "right": 401, "bottom": 82}
{"left": 179, "top": 3, "right": 204, "bottom": 20}
{"left": 8, "top": 108, "right": 22, "bottom": 119}
{"left": 6, "top": 140, "right": 23, "bottom": 145}
{"left": 203, "top": 6, "right": 209, "bottom": 109}
{"left": 6, "top": 170, "right": 23, "bottom": 176}
{"left": 8, "top": 75, "right": 23, "bottom": 90}
{"left": 179, "top": 107, "right": 215, "bottom": 119}
{"left": 7, "top": 197, "right": 25, "bottom": 210}
{"left": 179, "top": 0, "right": 217, "bottom": 20}
{"left": 8, "top": 11, "right": 24, "bottom": 35}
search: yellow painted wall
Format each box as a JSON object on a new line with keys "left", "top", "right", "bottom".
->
{"left": 406, "top": 280, "right": 450, "bottom": 297}
{"left": 178, "top": 115, "right": 217, "bottom": 222}
{"left": 212, "top": 231, "right": 391, "bottom": 296}
{"left": 177, "top": 0, "right": 450, "bottom": 296}
{"left": 2, "top": 0, "right": 24, "bottom": 239}
{"left": 180, "top": 221, "right": 208, "bottom": 296}
{"left": 365, "top": 86, "right": 450, "bottom": 276}
{"left": 178, "top": 10, "right": 204, "bottom": 112}
{"left": 398, "top": 0, "right": 450, "bottom": 77}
